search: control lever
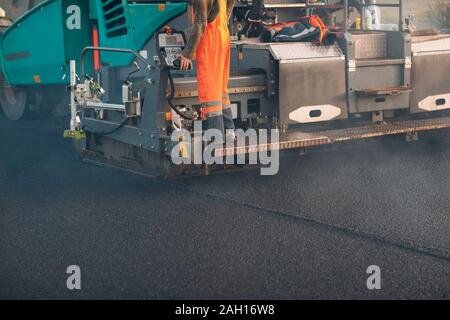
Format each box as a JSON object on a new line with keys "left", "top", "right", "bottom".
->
{"left": 157, "top": 26, "right": 194, "bottom": 120}
{"left": 157, "top": 27, "right": 188, "bottom": 70}
{"left": 172, "top": 59, "right": 181, "bottom": 70}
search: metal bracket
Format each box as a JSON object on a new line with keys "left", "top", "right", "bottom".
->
{"left": 348, "top": 59, "right": 356, "bottom": 72}
{"left": 405, "top": 56, "right": 412, "bottom": 69}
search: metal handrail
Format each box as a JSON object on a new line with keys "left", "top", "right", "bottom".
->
{"left": 80, "top": 46, "right": 154, "bottom": 77}
{"left": 350, "top": 0, "right": 403, "bottom": 31}
{"left": 358, "top": 1, "right": 403, "bottom": 29}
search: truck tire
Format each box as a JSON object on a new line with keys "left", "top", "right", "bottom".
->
{"left": 0, "top": 73, "right": 27, "bottom": 120}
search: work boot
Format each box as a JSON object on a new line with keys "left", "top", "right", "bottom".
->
{"left": 205, "top": 113, "right": 225, "bottom": 138}
{"left": 223, "top": 105, "right": 236, "bottom": 144}
{"left": 223, "top": 105, "right": 236, "bottom": 131}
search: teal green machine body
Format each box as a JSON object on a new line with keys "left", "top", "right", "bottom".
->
{"left": 0, "top": 0, "right": 187, "bottom": 85}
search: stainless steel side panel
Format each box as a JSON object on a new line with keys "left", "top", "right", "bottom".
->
{"left": 351, "top": 64, "right": 410, "bottom": 113}
{"left": 410, "top": 49, "right": 450, "bottom": 114}
{"left": 278, "top": 57, "right": 347, "bottom": 126}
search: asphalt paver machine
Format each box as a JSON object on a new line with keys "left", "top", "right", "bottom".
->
{"left": 3, "top": 0, "right": 450, "bottom": 177}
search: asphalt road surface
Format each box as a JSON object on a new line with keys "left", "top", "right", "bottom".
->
{"left": 0, "top": 113, "right": 449, "bottom": 300}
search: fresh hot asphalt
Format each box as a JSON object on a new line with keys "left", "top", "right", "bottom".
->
{"left": 0, "top": 114, "right": 449, "bottom": 299}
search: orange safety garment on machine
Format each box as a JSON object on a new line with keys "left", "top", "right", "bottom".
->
{"left": 195, "top": 0, "right": 231, "bottom": 119}
{"left": 307, "top": 15, "right": 328, "bottom": 44}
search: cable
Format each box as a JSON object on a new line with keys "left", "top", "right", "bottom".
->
{"left": 102, "top": 117, "right": 130, "bottom": 135}
{"left": 167, "top": 71, "right": 194, "bottom": 120}
{"left": 82, "top": 117, "right": 130, "bottom": 136}
{"left": 155, "top": 27, "right": 195, "bottom": 121}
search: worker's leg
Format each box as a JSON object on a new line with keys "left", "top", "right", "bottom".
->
{"left": 222, "top": 41, "right": 235, "bottom": 132}
{"left": 196, "top": 30, "right": 224, "bottom": 135}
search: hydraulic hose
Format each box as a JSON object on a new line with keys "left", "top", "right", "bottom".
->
{"left": 167, "top": 70, "right": 194, "bottom": 121}
{"left": 82, "top": 117, "right": 130, "bottom": 136}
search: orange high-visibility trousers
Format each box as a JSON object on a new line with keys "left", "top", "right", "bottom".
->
{"left": 196, "top": 0, "right": 234, "bottom": 133}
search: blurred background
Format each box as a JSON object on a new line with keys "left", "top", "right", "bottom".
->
{"left": 380, "top": 0, "right": 442, "bottom": 29}
{"left": 0, "top": 0, "right": 447, "bottom": 29}
{"left": 0, "top": 0, "right": 44, "bottom": 21}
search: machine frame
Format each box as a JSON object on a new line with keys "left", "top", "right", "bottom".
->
{"left": 3, "top": 0, "right": 450, "bottom": 178}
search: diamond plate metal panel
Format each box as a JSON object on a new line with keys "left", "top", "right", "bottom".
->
{"left": 353, "top": 33, "right": 387, "bottom": 59}
{"left": 268, "top": 43, "right": 343, "bottom": 60}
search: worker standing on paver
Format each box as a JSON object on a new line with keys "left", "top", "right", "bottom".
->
{"left": 178, "top": 0, "right": 236, "bottom": 137}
